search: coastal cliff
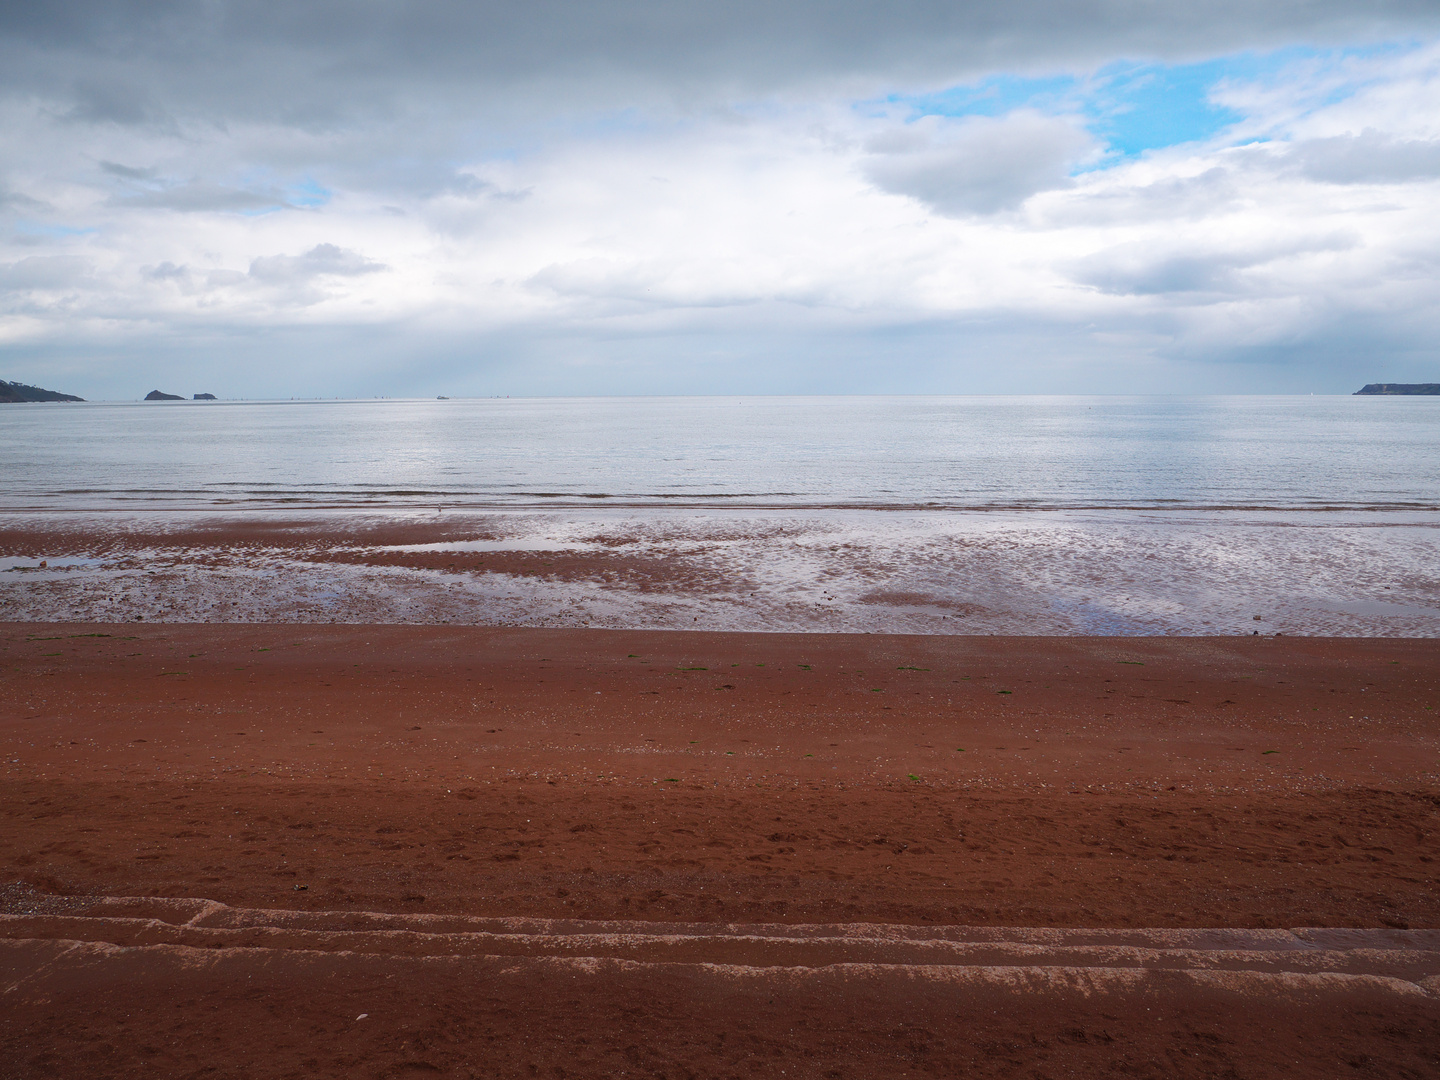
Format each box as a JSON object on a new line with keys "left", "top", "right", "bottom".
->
{"left": 0, "top": 379, "right": 84, "bottom": 402}
{"left": 1355, "top": 383, "right": 1440, "bottom": 395}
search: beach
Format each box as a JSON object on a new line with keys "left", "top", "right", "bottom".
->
{"left": 4, "top": 622, "right": 1438, "bottom": 1076}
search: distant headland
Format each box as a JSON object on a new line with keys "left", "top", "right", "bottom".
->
{"left": 1355, "top": 383, "right": 1440, "bottom": 395}
{"left": 0, "top": 379, "right": 84, "bottom": 403}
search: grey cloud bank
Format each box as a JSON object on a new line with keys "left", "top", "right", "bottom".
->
{"left": 5, "top": 1, "right": 1433, "bottom": 108}
{"left": 3, "top": 1, "right": 1440, "bottom": 397}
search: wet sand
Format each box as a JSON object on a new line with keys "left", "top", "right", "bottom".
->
{"left": 5, "top": 508, "right": 1440, "bottom": 635}
{"left": 3, "top": 623, "right": 1439, "bottom": 1076}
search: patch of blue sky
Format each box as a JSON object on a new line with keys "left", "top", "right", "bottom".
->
{"left": 886, "top": 74, "right": 1079, "bottom": 121}
{"left": 1081, "top": 59, "right": 1245, "bottom": 163}
{"left": 287, "top": 179, "right": 332, "bottom": 208}
{"left": 878, "top": 42, "right": 1423, "bottom": 166}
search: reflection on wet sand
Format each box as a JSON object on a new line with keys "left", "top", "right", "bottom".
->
{"left": 3, "top": 507, "right": 1438, "bottom": 635}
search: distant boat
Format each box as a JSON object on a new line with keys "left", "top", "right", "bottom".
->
{"left": 437, "top": 395, "right": 450, "bottom": 400}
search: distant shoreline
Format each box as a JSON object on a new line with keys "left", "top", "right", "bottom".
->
{"left": 1355, "top": 383, "right": 1440, "bottom": 395}
{"left": 0, "top": 379, "right": 83, "bottom": 403}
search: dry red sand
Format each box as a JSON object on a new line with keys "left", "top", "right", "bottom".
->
{"left": 3, "top": 624, "right": 1438, "bottom": 1077}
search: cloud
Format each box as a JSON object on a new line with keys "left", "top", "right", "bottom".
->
{"left": 1286, "top": 129, "right": 1440, "bottom": 183}
{"left": 133, "top": 245, "right": 387, "bottom": 307}
{"left": 1069, "top": 233, "right": 1359, "bottom": 297}
{"left": 64, "top": 78, "right": 165, "bottom": 126}
{"left": 0, "top": 188, "right": 49, "bottom": 212}
{"left": 247, "top": 243, "right": 386, "bottom": 284}
{"left": 141, "top": 261, "right": 187, "bottom": 281}
{"left": 863, "top": 111, "right": 1093, "bottom": 215}
{"left": 99, "top": 160, "right": 157, "bottom": 180}
{"left": 1040, "top": 166, "right": 1240, "bottom": 225}
{"left": 0, "top": 254, "right": 92, "bottom": 290}
{"left": 115, "top": 181, "right": 293, "bottom": 212}
{"left": 3, "top": 1, "right": 1437, "bottom": 121}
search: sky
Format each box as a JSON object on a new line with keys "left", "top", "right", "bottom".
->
{"left": 3, "top": 1, "right": 1440, "bottom": 399}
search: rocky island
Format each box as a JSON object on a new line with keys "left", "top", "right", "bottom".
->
{"left": 1355, "top": 383, "right": 1440, "bottom": 394}
{"left": 0, "top": 379, "right": 84, "bottom": 403}
{"left": 143, "top": 390, "right": 184, "bottom": 400}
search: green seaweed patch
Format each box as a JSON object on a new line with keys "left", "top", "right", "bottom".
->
{"left": 1262, "top": 750, "right": 1280, "bottom": 755}
{"left": 996, "top": 690, "right": 1013, "bottom": 695}
{"left": 678, "top": 666, "right": 708, "bottom": 671}
{"left": 1117, "top": 661, "right": 1145, "bottom": 666}
{"left": 896, "top": 666, "right": 929, "bottom": 671}
{"left": 955, "top": 748, "right": 965, "bottom": 752}
{"left": 798, "top": 664, "right": 812, "bottom": 670}
{"left": 908, "top": 774, "right": 920, "bottom": 781}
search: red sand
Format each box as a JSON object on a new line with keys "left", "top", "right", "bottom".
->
{"left": 3, "top": 624, "right": 1439, "bottom": 1077}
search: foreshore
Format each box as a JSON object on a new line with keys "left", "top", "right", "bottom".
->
{"left": 5, "top": 507, "right": 1440, "bottom": 635}
{"left": 3, "top": 623, "right": 1438, "bottom": 1076}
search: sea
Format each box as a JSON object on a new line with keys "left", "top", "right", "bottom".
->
{"left": 3, "top": 396, "right": 1438, "bottom": 635}
{"left": 2, "top": 395, "right": 1438, "bottom": 512}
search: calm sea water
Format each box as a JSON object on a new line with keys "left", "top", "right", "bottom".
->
{"left": 2, "top": 395, "right": 1437, "bottom": 512}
